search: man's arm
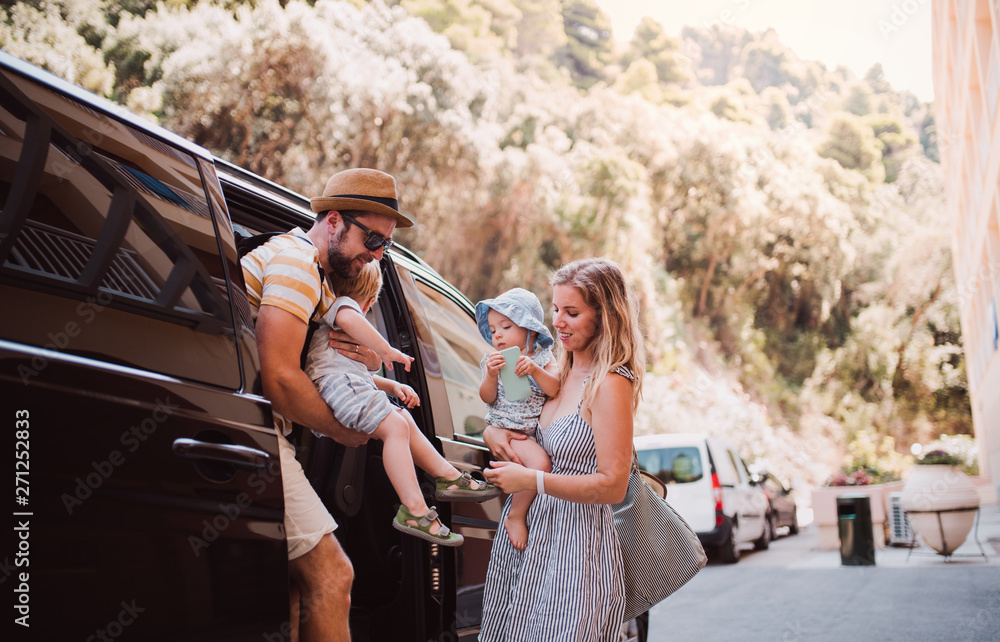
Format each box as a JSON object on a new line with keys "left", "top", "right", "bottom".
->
{"left": 256, "top": 305, "right": 369, "bottom": 446}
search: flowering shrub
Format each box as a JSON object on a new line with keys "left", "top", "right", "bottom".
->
{"left": 915, "top": 449, "right": 963, "bottom": 467}
{"left": 825, "top": 464, "right": 898, "bottom": 486}
{"left": 824, "top": 431, "right": 903, "bottom": 486}
{"left": 916, "top": 435, "right": 979, "bottom": 475}
{"left": 827, "top": 468, "right": 873, "bottom": 486}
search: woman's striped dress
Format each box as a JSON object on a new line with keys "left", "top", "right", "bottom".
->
{"left": 479, "top": 389, "right": 626, "bottom": 641}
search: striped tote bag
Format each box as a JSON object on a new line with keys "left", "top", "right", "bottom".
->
{"left": 613, "top": 461, "right": 708, "bottom": 621}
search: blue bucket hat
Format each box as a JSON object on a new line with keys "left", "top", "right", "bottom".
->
{"left": 476, "top": 288, "right": 554, "bottom": 351}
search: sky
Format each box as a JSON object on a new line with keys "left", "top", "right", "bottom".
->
{"left": 594, "top": 0, "right": 934, "bottom": 101}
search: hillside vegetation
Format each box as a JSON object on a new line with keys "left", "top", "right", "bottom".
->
{"left": 2, "top": 0, "right": 972, "bottom": 486}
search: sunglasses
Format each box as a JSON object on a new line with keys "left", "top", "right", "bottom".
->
{"left": 340, "top": 213, "right": 394, "bottom": 252}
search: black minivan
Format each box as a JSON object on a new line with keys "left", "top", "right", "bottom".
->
{"left": 0, "top": 49, "right": 507, "bottom": 640}
{"left": 1, "top": 51, "right": 646, "bottom": 641}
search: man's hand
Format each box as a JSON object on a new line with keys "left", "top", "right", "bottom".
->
{"left": 327, "top": 329, "right": 381, "bottom": 371}
{"left": 322, "top": 425, "right": 370, "bottom": 447}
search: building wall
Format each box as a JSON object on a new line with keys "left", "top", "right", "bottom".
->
{"left": 932, "top": 0, "right": 1000, "bottom": 504}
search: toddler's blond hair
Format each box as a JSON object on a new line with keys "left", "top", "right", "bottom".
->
{"left": 329, "top": 262, "right": 383, "bottom": 306}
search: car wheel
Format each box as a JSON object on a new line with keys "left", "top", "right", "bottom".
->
{"left": 754, "top": 513, "right": 774, "bottom": 550}
{"left": 718, "top": 521, "right": 741, "bottom": 564}
{"left": 788, "top": 508, "right": 799, "bottom": 535}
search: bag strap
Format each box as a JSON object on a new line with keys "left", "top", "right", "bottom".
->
{"left": 631, "top": 446, "right": 667, "bottom": 499}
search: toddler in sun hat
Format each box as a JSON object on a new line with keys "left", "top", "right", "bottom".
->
{"left": 476, "top": 288, "right": 560, "bottom": 551}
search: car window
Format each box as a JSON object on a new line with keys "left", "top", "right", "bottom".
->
{"left": 738, "top": 456, "right": 753, "bottom": 481}
{"left": 727, "top": 450, "right": 747, "bottom": 483}
{"left": 0, "top": 68, "right": 240, "bottom": 388}
{"left": 637, "top": 446, "right": 705, "bottom": 484}
{"left": 407, "top": 275, "right": 492, "bottom": 438}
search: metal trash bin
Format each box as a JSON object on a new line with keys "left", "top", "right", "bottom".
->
{"left": 837, "top": 493, "right": 876, "bottom": 566}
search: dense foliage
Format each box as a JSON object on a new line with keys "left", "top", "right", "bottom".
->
{"left": 2, "top": 0, "right": 972, "bottom": 482}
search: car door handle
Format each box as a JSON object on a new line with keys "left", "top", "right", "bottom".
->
{"left": 172, "top": 438, "right": 271, "bottom": 472}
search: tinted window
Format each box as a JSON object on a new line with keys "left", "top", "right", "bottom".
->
{"left": 727, "top": 450, "right": 749, "bottom": 483}
{"left": 408, "top": 276, "right": 492, "bottom": 438}
{"left": 637, "top": 446, "right": 704, "bottom": 484}
{"left": 0, "top": 67, "right": 240, "bottom": 388}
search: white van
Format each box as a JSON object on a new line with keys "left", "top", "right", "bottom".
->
{"left": 634, "top": 433, "right": 770, "bottom": 563}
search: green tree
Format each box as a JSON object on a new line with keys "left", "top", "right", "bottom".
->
{"left": 613, "top": 57, "right": 660, "bottom": 101}
{"left": 843, "top": 82, "right": 874, "bottom": 116}
{"left": 401, "top": 0, "right": 509, "bottom": 54}
{"left": 624, "top": 16, "right": 688, "bottom": 85}
{"left": 741, "top": 38, "right": 791, "bottom": 93}
{"left": 864, "top": 63, "right": 892, "bottom": 94}
{"left": 867, "top": 115, "right": 919, "bottom": 182}
{"left": 511, "top": 0, "right": 565, "bottom": 58}
{"left": 0, "top": 0, "right": 114, "bottom": 95}
{"left": 680, "top": 24, "right": 752, "bottom": 86}
{"left": 818, "top": 114, "right": 885, "bottom": 182}
{"left": 761, "top": 86, "right": 790, "bottom": 130}
{"left": 556, "top": 0, "right": 613, "bottom": 88}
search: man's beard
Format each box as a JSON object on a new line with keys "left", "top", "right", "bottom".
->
{"left": 327, "top": 225, "right": 364, "bottom": 279}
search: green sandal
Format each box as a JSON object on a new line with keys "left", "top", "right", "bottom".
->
{"left": 434, "top": 471, "right": 500, "bottom": 503}
{"left": 392, "top": 505, "right": 464, "bottom": 547}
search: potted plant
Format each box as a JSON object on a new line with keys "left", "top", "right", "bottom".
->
{"left": 812, "top": 432, "right": 909, "bottom": 549}
{"left": 900, "top": 444, "right": 981, "bottom": 556}
{"left": 812, "top": 464, "right": 903, "bottom": 550}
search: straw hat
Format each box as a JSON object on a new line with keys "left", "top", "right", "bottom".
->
{"left": 310, "top": 168, "right": 413, "bottom": 228}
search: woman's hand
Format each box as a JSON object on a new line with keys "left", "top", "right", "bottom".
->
{"left": 483, "top": 425, "right": 528, "bottom": 465}
{"left": 483, "top": 460, "right": 535, "bottom": 494}
{"left": 328, "top": 329, "right": 381, "bottom": 371}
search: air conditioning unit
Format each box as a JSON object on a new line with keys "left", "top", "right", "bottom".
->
{"left": 888, "top": 491, "right": 915, "bottom": 546}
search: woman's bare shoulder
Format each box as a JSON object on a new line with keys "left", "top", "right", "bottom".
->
{"left": 588, "top": 371, "right": 633, "bottom": 419}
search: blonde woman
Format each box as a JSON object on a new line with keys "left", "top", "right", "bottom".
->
{"left": 481, "top": 258, "right": 645, "bottom": 642}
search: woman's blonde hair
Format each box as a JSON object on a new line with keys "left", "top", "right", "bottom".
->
{"left": 551, "top": 258, "right": 644, "bottom": 412}
{"left": 328, "top": 262, "right": 383, "bottom": 306}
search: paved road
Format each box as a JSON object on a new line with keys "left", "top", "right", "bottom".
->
{"left": 648, "top": 508, "right": 1000, "bottom": 642}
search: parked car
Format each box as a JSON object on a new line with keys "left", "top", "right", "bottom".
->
{"left": 0, "top": 51, "right": 646, "bottom": 641}
{"left": 750, "top": 467, "right": 799, "bottom": 536}
{"left": 634, "top": 433, "right": 769, "bottom": 563}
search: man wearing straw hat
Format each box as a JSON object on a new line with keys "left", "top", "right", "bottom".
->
{"left": 242, "top": 168, "right": 413, "bottom": 641}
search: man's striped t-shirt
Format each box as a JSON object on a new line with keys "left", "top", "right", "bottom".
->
{"left": 241, "top": 227, "right": 334, "bottom": 435}
{"left": 241, "top": 227, "right": 334, "bottom": 324}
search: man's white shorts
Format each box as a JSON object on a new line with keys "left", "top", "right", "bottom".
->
{"left": 277, "top": 432, "right": 337, "bottom": 560}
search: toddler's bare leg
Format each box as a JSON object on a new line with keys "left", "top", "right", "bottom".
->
{"left": 405, "top": 410, "right": 488, "bottom": 490}
{"left": 504, "top": 435, "right": 551, "bottom": 551}
{"left": 373, "top": 414, "right": 443, "bottom": 535}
